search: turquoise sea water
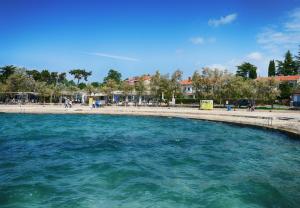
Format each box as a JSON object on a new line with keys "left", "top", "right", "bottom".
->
{"left": 0, "top": 114, "right": 299, "bottom": 208}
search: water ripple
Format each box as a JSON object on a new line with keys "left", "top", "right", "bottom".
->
{"left": 0, "top": 114, "right": 299, "bottom": 207}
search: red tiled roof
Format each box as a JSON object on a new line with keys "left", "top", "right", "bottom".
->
{"left": 141, "top": 75, "right": 151, "bottom": 81}
{"left": 256, "top": 75, "right": 300, "bottom": 81}
{"left": 274, "top": 75, "right": 300, "bottom": 81}
{"left": 125, "top": 75, "right": 151, "bottom": 83}
{"left": 180, "top": 79, "right": 192, "bottom": 85}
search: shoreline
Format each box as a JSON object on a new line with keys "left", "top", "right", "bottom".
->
{"left": 1, "top": 104, "right": 300, "bottom": 138}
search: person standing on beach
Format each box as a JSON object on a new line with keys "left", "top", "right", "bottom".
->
{"left": 64, "top": 98, "right": 69, "bottom": 108}
{"left": 69, "top": 100, "right": 72, "bottom": 108}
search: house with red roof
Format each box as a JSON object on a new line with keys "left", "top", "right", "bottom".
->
{"left": 123, "top": 75, "right": 152, "bottom": 104}
{"left": 180, "top": 77, "right": 194, "bottom": 98}
{"left": 273, "top": 75, "right": 300, "bottom": 87}
{"left": 125, "top": 75, "right": 151, "bottom": 86}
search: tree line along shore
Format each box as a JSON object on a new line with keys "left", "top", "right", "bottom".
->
{"left": 0, "top": 49, "right": 299, "bottom": 107}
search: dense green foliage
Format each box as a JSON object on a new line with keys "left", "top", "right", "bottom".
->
{"left": 268, "top": 60, "right": 276, "bottom": 77}
{"left": 69, "top": 69, "right": 92, "bottom": 84}
{"left": 296, "top": 45, "right": 300, "bottom": 74}
{"left": 279, "top": 82, "right": 293, "bottom": 99}
{"left": 0, "top": 65, "right": 17, "bottom": 83}
{"left": 149, "top": 70, "right": 183, "bottom": 103}
{"left": 103, "top": 69, "right": 122, "bottom": 84}
{"left": 276, "top": 50, "right": 298, "bottom": 75}
{"left": 193, "top": 68, "right": 279, "bottom": 104}
{"left": 236, "top": 62, "right": 257, "bottom": 79}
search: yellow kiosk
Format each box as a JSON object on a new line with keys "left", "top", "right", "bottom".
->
{"left": 89, "top": 97, "right": 94, "bottom": 106}
{"left": 200, "top": 100, "right": 213, "bottom": 110}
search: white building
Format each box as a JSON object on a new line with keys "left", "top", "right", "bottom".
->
{"left": 180, "top": 77, "right": 194, "bottom": 98}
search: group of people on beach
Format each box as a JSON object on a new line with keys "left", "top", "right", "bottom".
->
{"left": 64, "top": 98, "right": 73, "bottom": 108}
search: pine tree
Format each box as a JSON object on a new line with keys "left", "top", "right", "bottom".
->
{"left": 296, "top": 45, "right": 300, "bottom": 74}
{"left": 277, "top": 50, "right": 296, "bottom": 75}
{"left": 249, "top": 67, "right": 257, "bottom": 79}
{"left": 268, "top": 60, "right": 276, "bottom": 77}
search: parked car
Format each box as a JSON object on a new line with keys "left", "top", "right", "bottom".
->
{"left": 233, "top": 99, "right": 251, "bottom": 108}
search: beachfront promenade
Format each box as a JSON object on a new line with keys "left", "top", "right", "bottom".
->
{"left": 1, "top": 104, "right": 300, "bottom": 136}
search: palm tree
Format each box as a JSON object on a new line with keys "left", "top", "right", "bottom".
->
{"left": 69, "top": 69, "right": 92, "bottom": 85}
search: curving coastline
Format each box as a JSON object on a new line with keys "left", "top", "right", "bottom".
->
{"left": 0, "top": 104, "right": 300, "bottom": 138}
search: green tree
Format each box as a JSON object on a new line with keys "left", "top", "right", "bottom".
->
{"left": 6, "top": 70, "right": 35, "bottom": 92}
{"left": 204, "top": 68, "right": 230, "bottom": 103}
{"left": 47, "top": 84, "right": 64, "bottom": 103}
{"left": 295, "top": 45, "right": 300, "bottom": 74}
{"left": 67, "top": 80, "right": 76, "bottom": 86}
{"left": 26, "top": 69, "right": 41, "bottom": 81}
{"left": 236, "top": 62, "right": 257, "bottom": 79}
{"left": 279, "top": 82, "right": 293, "bottom": 99}
{"left": 85, "top": 84, "right": 97, "bottom": 95}
{"left": 268, "top": 60, "right": 276, "bottom": 77}
{"left": 277, "top": 50, "right": 296, "bottom": 75}
{"left": 50, "top": 72, "right": 58, "bottom": 85}
{"left": 0, "top": 82, "right": 7, "bottom": 92}
{"left": 91, "top": 82, "right": 100, "bottom": 88}
{"left": 192, "top": 70, "right": 204, "bottom": 99}
{"left": 150, "top": 71, "right": 162, "bottom": 101}
{"left": 35, "top": 82, "right": 52, "bottom": 103}
{"left": 192, "top": 67, "right": 232, "bottom": 103}
{"left": 120, "top": 81, "right": 134, "bottom": 102}
{"left": 223, "top": 76, "right": 255, "bottom": 101}
{"left": 159, "top": 75, "right": 172, "bottom": 103}
{"left": 255, "top": 78, "right": 280, "bottom": 106}
{"left": 102, "top": 79, "right": 118, "bottom": 102}
{"left": 150, "top": 71, "right": 173, "bottom": 103}
{"left": 170, "top": 69, "right": 183, "bottom": 99}
{"left": 135, "top": 77, "right": 146, "bottom": 104}
{"left": 58, "top": 72, "right": 67, "bottom": 84}
{"left": 216, "top": 72, "right": 232, "bottom": 104}
{"left": 64, "top": 85, "right": 79, "bottom": 97}
{"left": 40, "top": 70, "right": 51, "bottom": 83}
{"left": 0, "top": 65, "right": 17, "bottom": 83}
{"left": 103, "top": 69, "right": 122, "bottom": 84}
{"left": 78, "top": 82, "right": 87, "bottom": 89}
{"left": 69, "top": 69, "right": 92, "bottom": 84}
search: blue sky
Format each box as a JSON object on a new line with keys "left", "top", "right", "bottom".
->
{"left": 1, "top": 0, "right": 300, "bottom": 81}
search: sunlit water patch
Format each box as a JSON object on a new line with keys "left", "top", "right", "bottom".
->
{"left": 0, "top": 114, "right": 299, "bottom": 207}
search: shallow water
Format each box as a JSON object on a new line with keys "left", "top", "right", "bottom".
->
{"left": 0, "top": 114, "right": 299, "bottom": 208}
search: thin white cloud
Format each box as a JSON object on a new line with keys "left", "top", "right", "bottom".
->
{"left": 246, "top": 52, "right": 263, "bottom": 61}
{"left": 87, "top": 52, "right": 139, "bottom": 62}
{"left": 285, "top": 8, "right": 300, "bottom": 31}
{"left": 208, "top": 13, "right": 237, "bottom": 27}
{"left": 189, "top": 36, "right": 216, "bottom": 45}
{"left": 257, "top": 7, "right": 300, "bottom": 54}
{"left": 190, "top": 37, "right": 204, "bottom": 44}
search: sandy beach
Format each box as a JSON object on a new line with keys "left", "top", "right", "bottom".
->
{"left": 1, "top": 104, "right": 299, "bottom": 137}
